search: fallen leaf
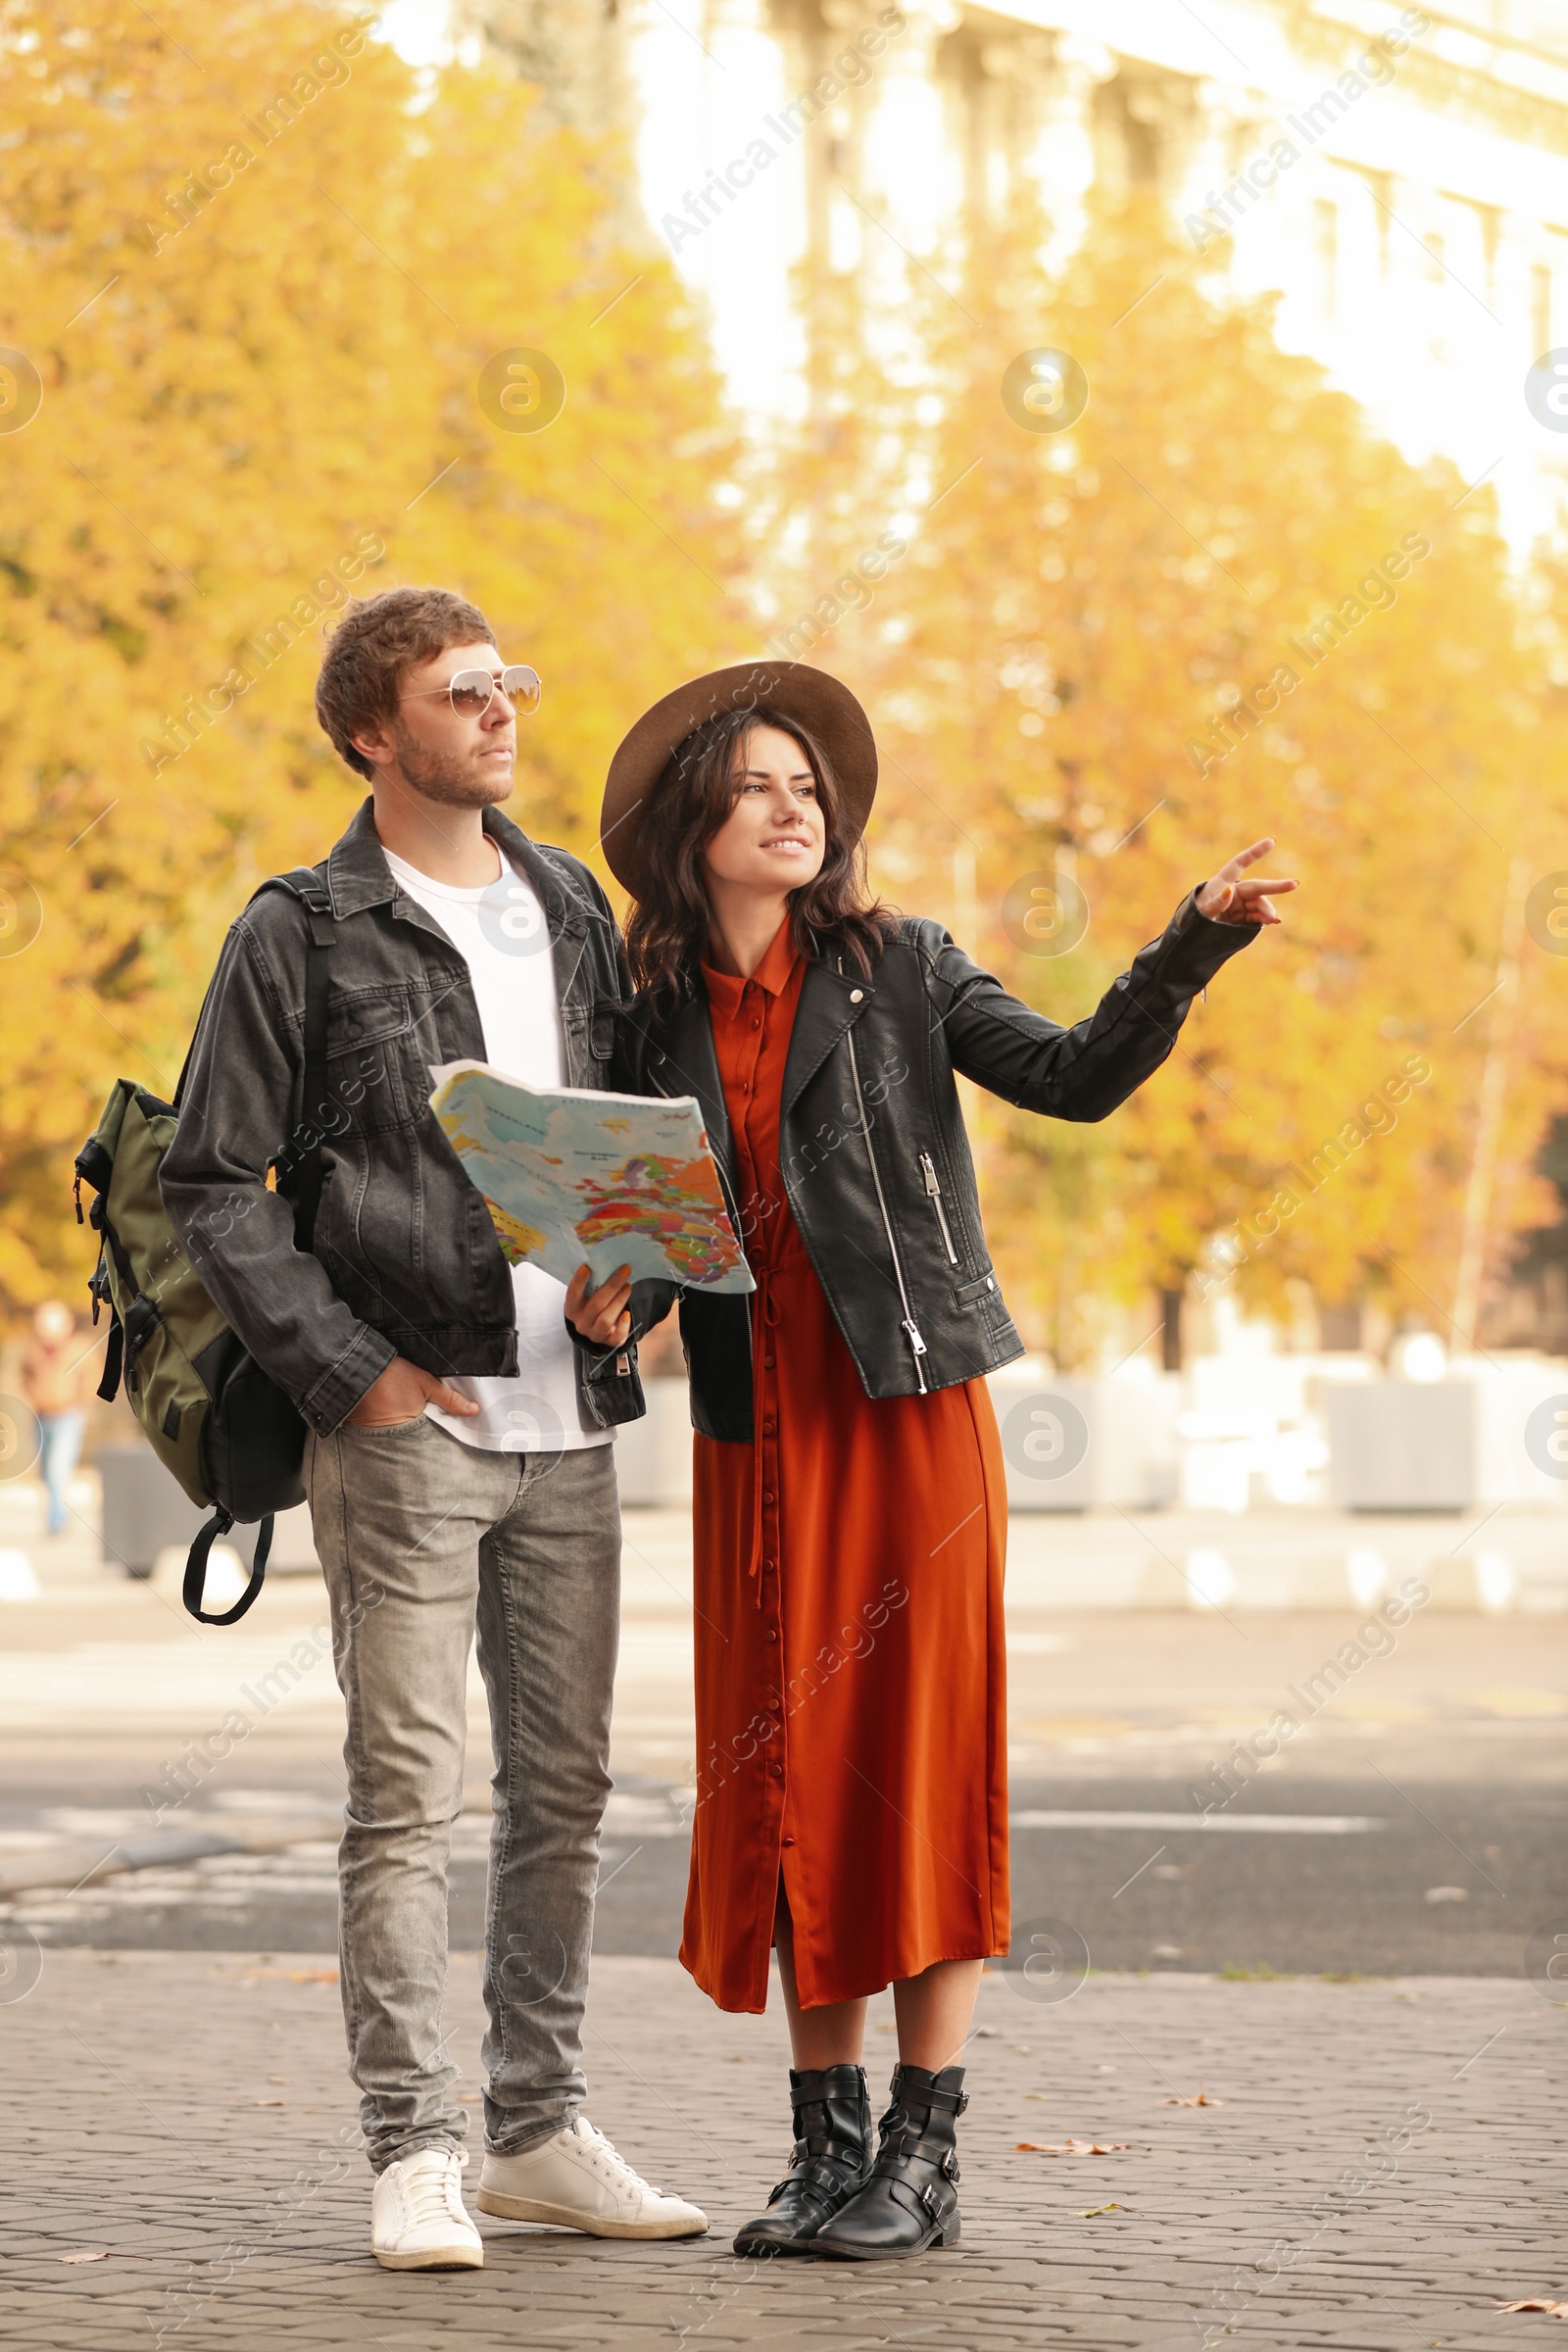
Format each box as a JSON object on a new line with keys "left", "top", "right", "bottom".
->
{"left": 60, "top": 2252, "right": 111, "bottom": 2265}
{"left": 1081, "top": 2203, "right": 1119, "bottom": 2216}
{"left": 234, "top": 1966, "right": 339, "bottom": 1984}
{"left": 1161, "top": 2091, "right": 1227, "bottom": 2107}
{"left": 1497, "top": 2302, "right": 1568, "bottom": 2318}
{"left": 256, "top": 2099, "right": 284, "bottom": 2108}
{"left": 1016, "top": 2138, "right": 1134, "bottom": 2155}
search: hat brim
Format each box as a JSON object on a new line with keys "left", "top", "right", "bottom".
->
{"left": 599, "top": 661, "right": 877, "bottom": 896}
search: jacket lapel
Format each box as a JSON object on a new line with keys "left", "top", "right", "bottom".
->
{"left": 781, "top": 958, "right": 872, "bottom": 1117}
{"left": 639, "top": 994, "right": 735, "bottom": 1187}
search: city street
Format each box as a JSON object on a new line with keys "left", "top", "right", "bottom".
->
{"left": 4, "top": 1480, "right": 1568, "bottom": 2347}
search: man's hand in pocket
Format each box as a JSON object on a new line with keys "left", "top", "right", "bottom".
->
{"left": 346, "top": 1357, "right": 479, "bottom": 1426}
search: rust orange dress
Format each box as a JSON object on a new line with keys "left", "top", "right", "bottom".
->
{"left": 679, "top": 917, "right": 1010, "bottom": 2014}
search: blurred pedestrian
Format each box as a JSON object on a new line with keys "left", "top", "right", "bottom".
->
{"left": 21, "top": 1300, "right": 97, "bottom": 1537}
{"left": 604, "top": 663, "right": 1294, "bottom": 2261}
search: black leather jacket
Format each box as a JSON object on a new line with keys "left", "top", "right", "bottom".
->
{"left": 612, "top": 890, "right": 1257, "bottom": 1443}
{"left": 162, "top": 799, "right": 656, "bottom": 1437}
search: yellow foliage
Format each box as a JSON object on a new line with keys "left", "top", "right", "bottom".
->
{"left": 0, "top": 0, "right": 742, "bottom": 1310}
{"left": 782, "top": 193, "right": 1568, "bottom": 1356}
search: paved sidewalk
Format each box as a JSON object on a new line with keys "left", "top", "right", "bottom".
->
{"left": 4, "top": 1950, "right": 1564, "bottom": 2351}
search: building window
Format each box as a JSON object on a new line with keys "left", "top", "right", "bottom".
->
{"left": 1313, "top": 199, "right": 1337, "bottom": 319}
{"left": 1533, "top": 261, "right": 1552, "bottom": 357}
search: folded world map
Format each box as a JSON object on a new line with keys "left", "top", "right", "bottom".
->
{"left": 428, "top": 1061, "right": 754, "bottom": 1295}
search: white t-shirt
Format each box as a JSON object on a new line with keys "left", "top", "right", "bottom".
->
{"left": 383, "top": 840, "right": 612, "bottom": 1455}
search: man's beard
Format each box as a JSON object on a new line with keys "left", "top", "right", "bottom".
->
{"left": 391, "top": 719, "right": 514, "bottom": 808}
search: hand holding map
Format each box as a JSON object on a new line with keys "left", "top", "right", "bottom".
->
{"left": 428, "top": 1061, "right": 755, "bottom": 1295}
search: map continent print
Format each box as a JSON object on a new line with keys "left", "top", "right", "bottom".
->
{"left": 428, "top": 1062, "right": 754, "bottom": 1294}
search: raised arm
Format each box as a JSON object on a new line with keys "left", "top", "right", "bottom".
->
{"left": 926, "top": 841, "right": 1296, "bottom": 1124}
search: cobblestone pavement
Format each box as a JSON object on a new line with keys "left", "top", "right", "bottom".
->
{"left": 5, "top": 1948, "right": 1566, "bottom": 2352}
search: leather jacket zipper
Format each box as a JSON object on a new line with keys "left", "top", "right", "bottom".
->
{"left": 919, "top": 1151, "right": 958, "bottom": 1265}
{"left": 844, "top": 1012, "right": 928, "bottom": 1393}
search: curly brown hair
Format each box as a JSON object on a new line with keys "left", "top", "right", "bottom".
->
{"left": 623, "top": 706, "right": 896, "bottom": 1010}
{"left": 315, "top": 586, "right": 495, "bottom": 780}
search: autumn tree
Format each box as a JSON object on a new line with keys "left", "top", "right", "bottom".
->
{"left": 0, "top": 0, "right": 742, "bottom": 1311}
{"left": 785, "top": 190, "right": 1568, "bottom": 1362}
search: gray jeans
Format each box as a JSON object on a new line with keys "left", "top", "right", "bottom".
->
{"left": 305, "top": 1416, "right": 620, "bottom": 2174}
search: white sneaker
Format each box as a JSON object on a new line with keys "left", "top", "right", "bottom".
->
{"left": 476, "top": 2116, "right": 708, "bottom": 2239}
{"left": 370, "top": 2147, "right": 484, "bottom": 2270}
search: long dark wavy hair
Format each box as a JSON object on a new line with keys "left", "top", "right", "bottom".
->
{"left": 623, "top": 705, "right": 897, "bottom": 1012}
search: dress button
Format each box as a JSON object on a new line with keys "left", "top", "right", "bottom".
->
{"left": 762, "top": 1490, "right": 775, "bottom": 1505}
{"left": 780, "top": 1835, "right": 796, "bottom": 1848}
{"left": 763, "top": 1626, "right": 778, "bottom": 1642}
{"left": 768, "top": 1760, "right": 784, "bottom": 1781}
{"left": 850, "top": 989, "right": 863, "bottom": 1004}
{"left": 763, "top": 1354, "right": 775, "bottom": 1369}
{"left": 752, "top": 1018, "right": 761, "bottom": 1031}
{"left": 762, "top": 1419, "right": 776, "bottom": 1436}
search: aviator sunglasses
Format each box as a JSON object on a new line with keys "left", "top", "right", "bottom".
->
{"left": 400, "top": 664, "right": 542, "bottom": 719}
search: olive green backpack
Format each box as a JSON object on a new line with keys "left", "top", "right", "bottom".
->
{"left": 74, "top": 871, "right": 335, "bottom": 1624}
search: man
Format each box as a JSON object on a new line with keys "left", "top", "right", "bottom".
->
{"left": 162, "top": 586, "right": 704, "bottom": 2268}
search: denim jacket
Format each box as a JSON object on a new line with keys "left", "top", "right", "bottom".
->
{"left": 161, "top": 799, "right": 659, "bottom": 1437}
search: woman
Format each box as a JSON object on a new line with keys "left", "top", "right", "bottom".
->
{"left": 598, "top": 663, "right": 1293, "bottom": 2260}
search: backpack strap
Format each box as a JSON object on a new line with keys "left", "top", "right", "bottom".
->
{"left": 168, "top": 867, "right": 332, "bottom": 1626}
{"left": 184, "top": 1506, "right": 271, "bottom": 1626}
{"left": 194, "top": 868, "right": 331, "bottom": 1625}
{"left": 238, "top": 867, "right": 336, "bottom": 1250}
{"left": 284, "top": 872, "right": 336, "bottom": 1254}
{"left": 96, "top": 1311, "right": 123, "bottom": 1404}
{"left": 87, "top": 1192, "right": 164, "bottom": 1396}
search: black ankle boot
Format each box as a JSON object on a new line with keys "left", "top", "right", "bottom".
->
{"left": 812, "top": 2064, "right": 966, "bottom": 2260}
{"left": 732, "top": 2065, "right": 873, "bottom": 2256}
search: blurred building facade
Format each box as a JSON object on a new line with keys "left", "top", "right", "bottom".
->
{"left": 457, "top": 0, "right": 1568, "bottom": 554}
{"left": 450, "top": 0, "right": 1568, "bottom": 1363}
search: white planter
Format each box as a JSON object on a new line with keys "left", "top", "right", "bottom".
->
{"left": 97, "top": 1446, "right": 311, "bottom": 1573}
{"left": 1326, "top": 1362, "right": 1568, "bottom": 1511}
{"left": 986, "top": 1368, "right": 1179, "bottom": 1513}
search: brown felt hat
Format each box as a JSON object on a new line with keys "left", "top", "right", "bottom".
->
{"left": 599, "top": 660, "right": 877, "bottom": 896}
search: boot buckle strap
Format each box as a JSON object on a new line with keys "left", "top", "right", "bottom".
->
{"left": 879, "top": 2174, "right": 939, "bottom": 2226}
{"left": 768, "top": 2167, "right": 849, "bottom": 2216}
